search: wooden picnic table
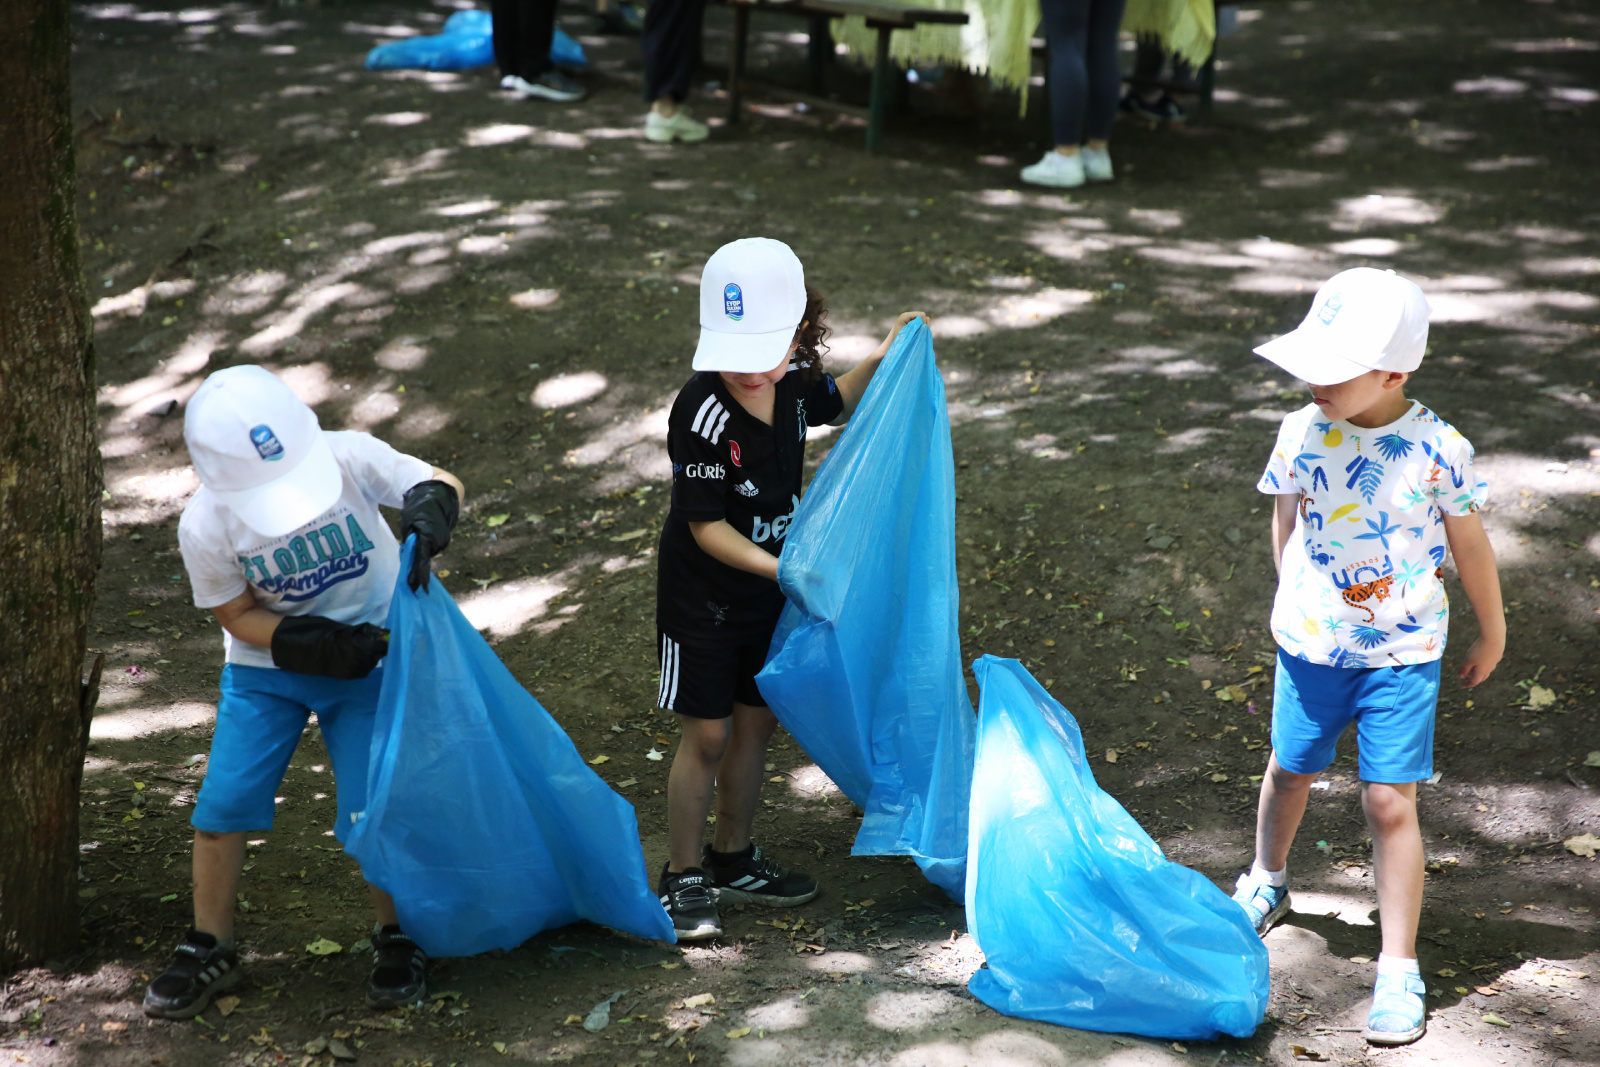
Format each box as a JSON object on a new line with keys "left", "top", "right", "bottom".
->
{"left": 716, "top": 0, "right": 969, "bottom": 152}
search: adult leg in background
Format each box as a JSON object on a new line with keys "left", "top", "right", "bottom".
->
{"left": 492, "top": 0, "right": 559, "bottom": 82}
{"left": 1037, "top": 0, "right": 1091, "bottom": 149}
{"left": 643, "top": 0, "right": 708, "bottom": 115}
{"left": 1083, "top": 0, "right": 1130, "bottom": 146}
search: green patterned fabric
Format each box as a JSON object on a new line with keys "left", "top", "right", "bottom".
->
{"left": 829, "top": 0, "right": 1043, "bottom": 112}
{"left": 1121, "top": 0, "right": 1215, "bottom": 68}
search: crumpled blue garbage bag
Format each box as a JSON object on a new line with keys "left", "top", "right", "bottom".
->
{"left": 344, "top": 538, "right": 673, "bottom": 956}
{"left": 365, "top": 10, "right": 587, "bottom": 72}
{"left": 756, "top": 318, "right": 974, "bottom": 899}
{"left": 966, "top": 655, "right": 1268, "bottom": 1039}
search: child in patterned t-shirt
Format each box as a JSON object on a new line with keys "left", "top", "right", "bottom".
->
{"left": 1232, "top": 269, "right": 1505, "bottom": 1047}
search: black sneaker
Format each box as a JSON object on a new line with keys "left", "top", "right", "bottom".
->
{"left": 598, "top": 2, "right": 644, "bottom": 34}
{"left": 659, "top": 866, "right": 723, "bottom": 941}
{"left": 502, "top": 70, "right": 588, "bottom": 103}
{"left": 703, "top": 844, "right": 819, "bottom": 907}
{"left": 143, "top": 930, "right": 241, "bottom": 1019}
{"left": 1120, "top": 92, "right": 1187, "bottom": 124}
{"left": 367, "top": 925, "right": 427, "bottom": 1009}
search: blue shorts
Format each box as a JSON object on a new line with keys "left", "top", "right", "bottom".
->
{"left": 1270, "top": 651, "right": 1440, "bottom": 784}
{"left": 192, "top": 664, "right": 381, "bottom": 842}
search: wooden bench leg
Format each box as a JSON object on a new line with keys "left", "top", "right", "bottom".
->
{"left": 807, "top": 15, "right": 831, "bottom": 96}
{"left": 1197, "top": 45, "right": 1215, "bottom": 121}
{"left": 866, "top": 22, "right": 892, "bottom": 153}
{"left": 728, "top": 4, "right": 750, "bottom": 126}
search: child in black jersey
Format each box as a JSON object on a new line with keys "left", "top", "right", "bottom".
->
{"left": 655, "top": 236, "right": 927, "bottom": 939}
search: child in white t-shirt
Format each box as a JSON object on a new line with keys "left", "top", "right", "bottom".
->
{"left": 144, "top": 366, "right": 465, "bottom": 1019}
{"left": 1231, "top": 269, "right": 1505, "bottom": 1047}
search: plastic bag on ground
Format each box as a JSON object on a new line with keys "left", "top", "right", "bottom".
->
{"left": 756, "top": 318, "right": 973, "bottom": 899}
{"left": 364, "top": 10, "right": 587, "bottom": 72}
{"left": 345, "top": 538, "right": 673, "bottom": 956}
{"left": 966, "top": 655, "right": 1267, "bottom": 1039}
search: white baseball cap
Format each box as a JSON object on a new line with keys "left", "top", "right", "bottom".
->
{"left": 693, "top": 237, "right": 807, "bottom": 373}
{"left": 183, "top": 365, "right": 342, "bottom": 537}
{"left": 1254, "top": 267, "right": 1431, "bottom": 385}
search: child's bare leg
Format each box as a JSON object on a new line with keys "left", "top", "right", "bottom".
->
{"left": 667, "top": 715, "right": 732, "bottom": 871}
{"left": 1363, "top": 781, "right": 1423, "bottom": 959}
{"left": 193, "top": 829, "right": 247, "bottom": 941}
{"left": 711, "top": 702, "right": 778, "bottom": 854}
{"left": 1255, "top": 752, "right": 1319, "bottom": 871}
{"left": 368, "top": 884, "right": 399, "bottom": 927}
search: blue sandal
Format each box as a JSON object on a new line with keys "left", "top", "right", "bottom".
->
{"left": 1364, "top": 970, "right": 1427, "bottom": 1045}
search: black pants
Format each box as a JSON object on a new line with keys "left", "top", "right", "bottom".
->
{"left": 1039, "top": 0, "right": 1128, "bottom": 146}
{"left": 643, "top": 0, "right": 706, "bottom": 103}
{"left": 492, "top": 0, "right": 558, "bottom": 81}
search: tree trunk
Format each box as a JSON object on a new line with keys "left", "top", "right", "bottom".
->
{"left": 0, "top": 0, "right": 103, "bottom": 972}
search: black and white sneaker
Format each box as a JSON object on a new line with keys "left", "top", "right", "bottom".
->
{"left": 367, "top": 925, "right": 427, "bottom": 1009}
{"left": 659, "top": 866, "right": 723, "bottom": 941}
{"left": 704, "top": 844, "right": 819, "bottom": 907}
{"left": 143, "top": 930, "right": 241, "bottom": 1019}
{"left": 500, "top": 71, "right": 588, "bottom": 103}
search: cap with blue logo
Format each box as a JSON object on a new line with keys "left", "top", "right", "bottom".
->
{"left": 1253, "top": 267, "right": 1431, "bottom": 385}
{"left": 183, "top": 365, "right": 343, "bottom": 537}
{"left": 694, "top": 237, "right": 807, "bottom": 373}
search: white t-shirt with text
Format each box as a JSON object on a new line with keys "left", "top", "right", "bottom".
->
{"left": 1257, "top": 400, "right": 1488, "bottom": 669}
{"left": 178, "top": 431, "right": 433, "bottom": 669}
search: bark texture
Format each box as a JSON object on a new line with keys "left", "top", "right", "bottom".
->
{"left": 0, "top": 0, "right": 103, "bottom": 971}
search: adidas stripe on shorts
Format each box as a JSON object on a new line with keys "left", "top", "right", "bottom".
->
{"left": 656, "top": 627, "right": 775, "bottom": 720}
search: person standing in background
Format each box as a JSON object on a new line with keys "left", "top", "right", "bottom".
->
{"left": 494, "top": 0, "right": 588, "bottom": 101}
{"left": 641, "top": 0, "right": 711, "bottom": 142}
{"left": 1021, "top": 0, "right": 1129, "bottom": 188}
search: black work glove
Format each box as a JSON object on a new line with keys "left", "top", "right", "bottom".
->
{"left": 400, "top": 479, "right": 460, "bottom": 593}
{"left": 270, "top": 615, "right": 389, "bottom": 679}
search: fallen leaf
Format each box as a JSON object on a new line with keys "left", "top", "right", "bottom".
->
{"left": 1564, "top": 833, "right": 1600, "bottom": 858}
{"left": 1351, "top": 956, "right": 1372, "bottom": 964}
{"left": 1105, "top": 748, "right": 1119, "bottom": 763}
{"left": 1200, "top": 679, "right": 1212, "bottom": 690}
{"left": 682, "top": 993, "right": 715, "bottom": 1009}
{"left": 305, "top": 937, "right": 342, "bottom": 956}
{"left": 1455, "top": 986, "right": 1470, "bottom": 994}
{"left": 726, "top": 1028, "right": 751, "bottom": 1040}
{"left": 615, "top": 777, "right": 639, "bottom": 788}
{"left": 1475, "top": 985, "right": 1499, "bottom": 996}
{"left": 589, "top": 754, "right": 611, "bottom": 765}
{"left": 159, "top": 893, "right": 178, "bottom": 903}
{"left": 1524, "top": 685, "right": 1555, "bottom": 709}
{"left": 646, "top": 748, "right": 664, "bottom": 761}
{"left": 304, "top": 1037, "right": 329, "bottom": 1055}
{"left": 1437, "top": 968, "right": 1458, "bottom": 978}
{"left": 493, "top": 1041, "right": 507, "bottom": 1054}
{"left": 1171, "top": 1042, "right": 1188, "bottom": 1053}
{"left": 215, "top": 995, "right": 240, "bottom": 1017}
{"left": 1482, "top": 1013, "right": 1512, "bottom": 1028}
{"left": 484, "top": 513, "right": 510, "bottom": 527}
{"left": 1211, "top": 773, "right": 1229, "bottom": 783}
{"left": 102, "top": 1021, "right": 128, "bottom": 1032}
{"left": 610, "top": 528, "right": 648, "bottom": 542}
{"left": 563, "top": 1014, "right": 583, "bottom": 1025}
{"left": 328, "top": 1038, "right": 357, "bottom": 1061}
{"left": 1584, "top": 751, "right": 1600, "bottom": 768}
{"left": 1290, "top": 1044, "right": 1325, "bottom": 1061}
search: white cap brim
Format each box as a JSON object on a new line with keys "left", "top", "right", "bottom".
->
{"left": 210, "top": 430, "right": 343, "bottom": 537}
{"left": 692, "top": 326, "right": 794, "bottom": 374}
{"left": 1253, "top": 329, "right": 1378, "bottom": 386}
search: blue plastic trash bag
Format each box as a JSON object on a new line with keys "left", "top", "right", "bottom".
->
{"left": 344, "top": 538, "right": 673, "bottom": 956}
{"left": 365, "top": 10, "right": 586, "bottom": 72}
{"left": 757, "top": 318, "right": 974, "bottom": 899}
{"left": 966, "top": 656, "right": 1268, "bottom": 1039}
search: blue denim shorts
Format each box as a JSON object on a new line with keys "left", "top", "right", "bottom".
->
{"left": 1270, "top": 651, "right": 1441, "bottom": 784}
{"left": 192, "top": 663, "right": 381, "bottom": 841}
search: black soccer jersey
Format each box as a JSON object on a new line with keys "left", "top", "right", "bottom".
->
{"left": 656, "top": 368, "right": 845, "bottom": 646}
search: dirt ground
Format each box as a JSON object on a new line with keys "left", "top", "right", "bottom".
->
{"left": 6, "top": 0, "right": 1599, "bottom": 1063}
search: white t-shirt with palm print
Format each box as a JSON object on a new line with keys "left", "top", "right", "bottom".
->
{"left": 1257, "top": 400, "right": 1488, "bottom": 669}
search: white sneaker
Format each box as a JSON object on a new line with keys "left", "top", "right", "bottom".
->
{"left": 1081, "top": 146, "right": 1114, "bottom": 182}
{"left": 501, "top": 71, "right": 587, "bottom": 103}
{"left": 1019, "top": 150, "right": 1085, "bottom": 188}
{"left": 645, "top": 108, "right": 710, "bottom": 144}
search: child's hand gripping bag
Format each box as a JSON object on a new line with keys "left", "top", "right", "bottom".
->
{"left": 344, "top": 538, "right": 674, "bottom": 956}
{"left": 756, "top": 318, "right": 974, "bottom": 899}
{"left": 966, "top": 656, "right": 1267, "bottom": 1039}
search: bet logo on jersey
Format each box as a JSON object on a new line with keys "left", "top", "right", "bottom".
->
{"left": 729, "top": 440, "right": 742, "bottom": 467}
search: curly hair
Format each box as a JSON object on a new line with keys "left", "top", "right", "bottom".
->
{"left": 791, "top": 285, "right": 831, "bottom": 382}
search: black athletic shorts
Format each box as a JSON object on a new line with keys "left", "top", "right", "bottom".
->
{"left": 656, "top": 627, "right": 776, "bottom": 719}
